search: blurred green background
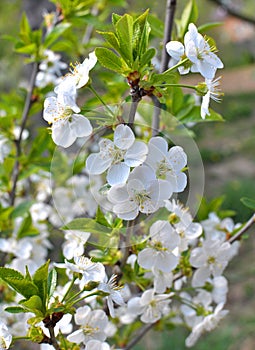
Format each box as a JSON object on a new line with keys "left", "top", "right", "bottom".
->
{"left": 1, "top": 0, "right": 255, "bottom": 349}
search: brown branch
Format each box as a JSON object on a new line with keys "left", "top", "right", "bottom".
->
{"left": 151, "top": 0, "right": 177, "bottom": 137}
{"left": 9, "top": 61, "right": 39, "bottom": 205}
{"left": 123, "top": 323, "right": 156, "bottom": 350}
{"left": 229, "top": 213, "right": 255, "bottom": 243}
{"left": 48, "top": 326, "right": 61, "bottom": 350}
{"left": 208, "top": 0, "right": 255, "bottom": 25}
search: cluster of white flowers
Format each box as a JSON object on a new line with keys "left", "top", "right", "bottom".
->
{"left": 166, "top": 23, "right": 224, "bottom": 119}
{"left": 43, "top": 52, "right": 97, "bottom": 147}
{"left": 86, "top": 129, "right": 187, "bottom": 220}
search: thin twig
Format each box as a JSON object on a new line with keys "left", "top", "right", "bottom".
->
{"left": 229, "top": 213, "right": 255, "bottom": 243}
{"left": 48, "top": 326, "right": 61, "bottom": 350}
{"left": 128, "top": 100, "right": 139, "bottom": 126}
{"left": 208, "top": 0, "right": 255, "bottom": 25}
{"left": 151, "top": 0, "right": 177, "bottom": 137}
{"left": 9, "top": 62, "right": 39, "bottom": 205}
{"left": 160, "top": 0, "right": 177, "bottom": 72}
{"left": 123, "top": 323, "right": 156, "bottom": 350}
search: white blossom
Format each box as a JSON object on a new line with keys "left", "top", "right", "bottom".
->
{"left": 138, "top": 220, "right": 180, "bottom": 272}
{"left": 67, "top": 306, "right": 108, "bottom": 345}
{"left": 108, "top": 165, "right": 172, "bottom": 220}
{"left": 145, "top": 137, "right": 187, "bottom": 193}
{"left": 184, "top": 23, "right": 223, "bottom": 79}
{"left": 55, "top": 256, "right": 105, "bottom": 290}
{"left": 165, "top": 200, "right": 203, "bottom": 251}
{"left": 85, "top": 340, "right": 111, "bottom": 350}
{"left": 62, "top": 230, "right": 91, "bottom": 260}
{"left": 98, "top": 275, "right": 124, "bottom": 318}
{"left": 200, "top": 77, "right": 222, "bottom": 119}
{"left": 86, "top": 124, "right": 148, "bottom": 185}
{"left": 190, "top": 238, "right": 237, "bottom": 287}
{"left": 127, "top": 289, "right": 171, "bottom": 323}
{"left": 43, "top": 96, "right": 92, "bottom": 148}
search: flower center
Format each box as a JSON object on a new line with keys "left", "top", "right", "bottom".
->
{"left": 82, "top": 324, "right": 99, "bottom": 336}
{"left": 0, "top": 337, "right": 7, "bottom": 349}
{"left": 156, "top": 159, "right": 172, "bottom": 179}
{"left": 133, "top": 190, "right": 152, "bottom": 210}
{"left": 207, "top": 256, "right": 216, "bottom": 265}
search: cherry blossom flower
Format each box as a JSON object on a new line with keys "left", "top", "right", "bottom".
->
{"left": 165, "top": 200, "right": 203, "bottom": 251}
{"left": 86, "top": 124, "right": 148, "bottom": 185}
{"left": 67, "top": 306, "right": 108, "bottom": 345}
{"left": 184, "top": 23, "right": 223, "bottom": 79}
{"left": 151, "top": 268, "right": 174, "bottom": 293}
{"left": 127, "top": 289, "right": 171, "bottom": 323}
{"left": 137, "top": 220, "right": 180, "bottom": 273}
{"left": 200, "top": 77, "right": 223, "bottom": 119}
{"left": 166, "top": 23, "right": 223, "bottom": 79}
{"left": 98, "top": 275, "right": 125, "bottom": 317}
{"left": 62, "top": 230, "right": 91, "bottom": 260}
{"left": 55, "top": 256, "right": 105, "bottom": 289}
{"left": 0, "top": 321, "right": 12, "bottom": 349}
{"left": 185, "top": 303, "right": 228, "bottom": 347}
{"left": 145, "top": 137, "right": 187, "bottom": 193}
{"left": 107, "top": 165, "right": 172, "bottom": 220}
{"left": 190, "top": 238, "right": 238, "bottom": 287}
{"left": 85, "top": 340, "right": 111, "bottom": 350}
{"left": 43, "top": 96, "right": 92, "bottom": 148}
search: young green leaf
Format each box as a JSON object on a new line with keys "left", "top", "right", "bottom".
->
{"left": 33, "top": 260, "right": 50, "bottom": 307}
{"left": 5, "top": 306, "right": 27, "bottom": 314}
{"left": 95, "top": 47, "right": 129, "bottom": 74}
{"left": 97, "top": 31, "right": 120, "bottom": 53}
{"left": 47, "top": 268, "right": 57, "bottom": 301}
{"left": 139, "top": 47, "right": 156, "bottom": 68}
{"left": 115, "top": 14, "right": 134, "bottom": 65}
{"left": 176, "top": 0, "right": 198, "bottom": 39}
{"left": 43, "top": 22, "right": 72, "bottom": 49}
{"left": 19, "top": 295, "right": 44, "bottom": 316}
{"left": 241, "top": 197, "right": 255, "bottom": 211}
{"left": 133, "top": 9, "right": 150, "bottom": 60}
{"left": 10, "top": 200, "right": 34, "bottom": 219}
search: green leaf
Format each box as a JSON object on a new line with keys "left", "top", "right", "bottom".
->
{"left": 241, "top": 197, "right": 255, "bottom": 211}
{"left": 62, "top": 218, "right": 112, "bottom": 235}
{"left": 47, "top": 268, "right": 57, "bottom": 301}
{"left": 43, "top": 22, "right": 72, "bottom": 48}
{"left": 20, "top": 295, "right": 44, "bottom": 315}
{"left": 115, "top": 14, "right": 133, "bottom": 65}
{"left": 5, "top": 306, "right": 27, "bottom": 314}
{"left": 198, "top": 22, "right": 223, "bottom": 32}
{"left": 112, "top": 13, "right": 122, "bottom": 26}
{"left": 95, "top": 47, "right": 129, "bottom": 74}
{"left": 15, "top": 42, "right": 37, "bottom": 55}
{"left": 148, "top": 14, "right": 164, "bottom": 38}
{"left": 16, "top": 214, "right": 39, "bottom": 239}
{"left": 33, "top": 260, "right": 50, "bottom": 307}
{"left": 0, "top": 267, "right": 39, "bottom": 299}
{"left": 171, "top": 87, "right": 184, "bottom": 115}
{"left": 179, "top": 106, "right": 224, "bottom": 123}
{"left": 177, "top": 0, "right": 198, "bottom": 39}
{"left": 97, "top": 31, "right": 120, "bottom": 53}
{"left": 95, "top": 206, "right": 111, "bottom": 227}
{"left": 132, "top": 9, "right": 150, "bottom": 60}
{"left": 19, "top": 13, "right": 32, "bottom": 43}
{"left": 139, "top": 48, "right": 156, "bottom": 68}
{"left": 11, "top": 200, "right": 34, "bottom": 219}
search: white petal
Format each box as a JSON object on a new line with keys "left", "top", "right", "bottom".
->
{"left": 43, "top": 96, "right": 58, "bottom": 123}
{"left": 107, "top": 163, "right": 130, "bottom": 185}
{"left": 52, "top": 119, "right": 76, "bottom": 148}
{"left": 137, "top": 248, "right": 155, "bottom": 270}
{"left": 124, "top": 141, "right": 148, "bottom": 167}
{"left": 67, "top": 329, "right": 84, "bottom": 344}
{"left": 129, "top": 165, "right": 156, "bottom": 184}
{"left": 114, "top": 124, "right": 135, "bottom": 150}
{"left": 107, "top": 184, "right": 129, "bottom": 204}
{"left": 166, "top": 41, "right": 184, "bottom": 61}
{"left": 113, "top": 201, "right": 139, "bottom": 220}
{"left": 155, "top": 251, "right": 178, "bottom": 272}
{"left": 168, "top": 146, "right": 187, "bottom": 170}
{"left": 201, "top": 91, "right": 211, "bottom": 119}
{"left": 70, "top": 114, "right": 92, "bottom": 137}
{"left": 86, "top": 153, "right": 112, "bottom": 174}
